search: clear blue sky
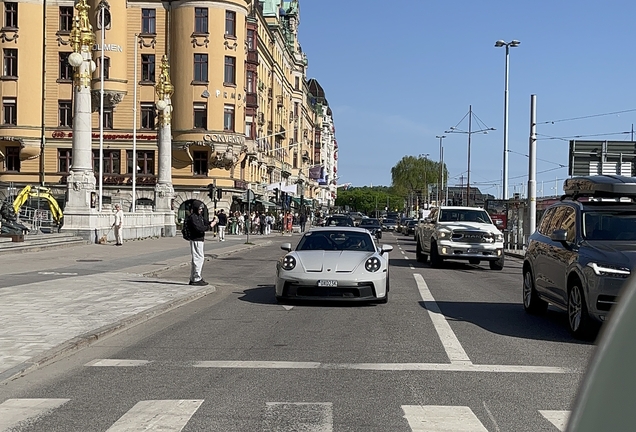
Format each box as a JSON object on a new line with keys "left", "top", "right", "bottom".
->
{"left": 297, "top": 0, "right": 636, "bottom": 197}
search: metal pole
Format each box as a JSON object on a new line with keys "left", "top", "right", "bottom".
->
{"left": 467, "top": 105, "right": 472, "bottom": 206}
{"left": 442, "top": 146, "right": 448, "bottom": 205}
{"left": 98, "top": 6, "right": 105, "bottom": 212}
{"left": 503, "top": 45, "right": 510, "bottom": 201}
{"left": 528, "top": 94, "right": 537, "bottom": 235}
{"left": 247, "top": 190, "right": 251, "bottom": 244}
{"left": 436, "top": 135, "right": 445, "bottom": 205}
{"left": 132, "top": 34, "right": 138, "bottom": 212}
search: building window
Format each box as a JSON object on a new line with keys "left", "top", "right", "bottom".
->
{"left": 245, "top": 120, "right": 253, "bottom": 139}
{"left": 194, "top": 8, "right": 208, "bottom": 33}
{"left": 193, "top": 151, "right": 208, "bottom": 176}
{"left": 193, "top": 54, "right": 208, "bottom": 82}
{"left": 127, "top": 150, "right": 154, "bottom": 174}
{"left": 223, "top": 105, "right": 235, "bottom": 132}
{"left": 99, "top": 56, "right": 110, "bottom": 79}
{"left": 247, "top": 29, "right": 255, "bottom": 50}
{"left": 96, "top": 8, "right": 111, "bottom": 30}
{"left": 5, "top": 146, "right": 19, "bottom": 172}
{"left": 295, "top": 77, "right": 300, "bottom": 91}
{"left": 59, "top": 52, "right": 72, "bottom": 81}
{"left": 4, "top": 2, "right": 17, "bottom": 28}
{"left": 3, "top": 48, "right": 17, "bottom": 78}
{"left": 59, "top": 6, "right": 73, "bottom": 32}
{"left": 225, "top": 10, "right": 236, "bottom": 37}
{"left": 193, "top": 103, "right": 207, "bottom": 129}
{"left": 93, "top": 149, "right": 120, "bottom": 174}
{"left": 246, "top": 70, "right": 254, "bottom": 93}
{"left": 103, "top": 107, "right": 113, "bottom": 129}
{"left": 2, "top": 98, "right": 16, "bottom": 125}
{"left": 224, "top": 56, "right": 235, "bottom": 85}
{"left": 140, "top": 102, "right": 156, "bottom": 130}
{"left": 141, "top": 54, "right": 155, "bottom": 82}
{"left": 58, "top": 149, "right": 72, "bottom": 173}
{"left": 141, "top": 9, "right": 156, "bottom": 34}
{"left": 58, "top": 100, "right": 72, "bottom": 127}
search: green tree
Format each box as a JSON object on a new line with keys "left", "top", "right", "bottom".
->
{"left": 390, "top": 155, "right": 448, "bottom": 204}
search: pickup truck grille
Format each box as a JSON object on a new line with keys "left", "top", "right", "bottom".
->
{"left": 451, "top": 231, "right": 494, "bottom": 243}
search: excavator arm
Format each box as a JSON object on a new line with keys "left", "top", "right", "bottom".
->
{"left": 12, "top": 185, "right": 64, "bottom": 225}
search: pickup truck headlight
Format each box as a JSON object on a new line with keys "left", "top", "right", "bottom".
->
{"left": 282, "top": 255, "right": 296, "bottom": 271}
{"left": 495, "top": 234, "right": 503, "bottom": 242}
{"left": 587, "top": 262, "right": 630, "bottom": 278}
{"left": 438, "top": 230, "right": 451, "bottom": 239}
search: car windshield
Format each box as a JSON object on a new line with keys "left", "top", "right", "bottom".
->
{"left": 326, "top": 217, "right": 353, "bottom": 227}
{"left": 439, "top": 209, "right": 492, "bottom": 224}
{"left": 384, "top": 219, "right": 396, "bottom": 224}
{"left": 407, "top": 220, "right": 417, "bottom": 226}
{"left": 583, "top": 211, "right": 636, "bottom": 240}
{"left": 359, "top": 219, "right": 381, "bottom": 228}
{"left": 297, "top": 230, "right": 376, "bottom": 252}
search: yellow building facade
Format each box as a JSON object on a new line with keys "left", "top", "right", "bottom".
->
{"left": 0, "top": 0, "right": 328, "bottom": 215}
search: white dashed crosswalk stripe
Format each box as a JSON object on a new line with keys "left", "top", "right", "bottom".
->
{"left": 539, "top": 410, "right": 570, "bottom": 431}
{"left": 264, "top": 402, "right": 333, "bottom": 432}
{"left": 0, "top": 398, "right": 70, "bottom": 431}
{"left": 402, "top": 405, "right": 489, "bottom": 431}
{"left": 105, "top": 400, "right": 204, "bottom": 432}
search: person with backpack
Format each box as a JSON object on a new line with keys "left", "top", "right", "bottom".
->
{"left": 217, "top": 209, "right": 227, "bottom": 241}
{"left": 182, "top": 200, "right": 215, "bottom": 286}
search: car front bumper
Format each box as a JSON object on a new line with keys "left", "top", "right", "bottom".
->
{"left": 437, "top": 239, "right": 504, "bottom": 261}
{"left": 584, "top": 268, "right": 628, "bottom": 322}
{"left": 275, "top": 271, "right": 388, "bottom": 301}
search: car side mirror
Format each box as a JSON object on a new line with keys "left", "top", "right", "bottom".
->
{"left": 281, "top": 243, "right": 292, "bottom": 252}
{"left": 381, "top": 245, "right": 393, "bottom": 254}
{"left": 550, "top": 229, "right": 568, "bottom": 243}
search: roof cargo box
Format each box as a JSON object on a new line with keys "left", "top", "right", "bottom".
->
{"left": 563, "top": 175, "right": 636, "bottom": 198}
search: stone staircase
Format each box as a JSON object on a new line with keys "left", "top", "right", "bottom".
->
{"left": 0, "top": 232, "right": 89, "bottom": 255}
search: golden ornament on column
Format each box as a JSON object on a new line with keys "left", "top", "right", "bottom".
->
{"left": 68, "top": 0, "right": 96, "bottom": 87}
{"left": 155, "top": 55, "right": 174, "bottom": 126}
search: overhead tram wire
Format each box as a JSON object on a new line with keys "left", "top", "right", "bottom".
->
{"left": 535, "top": 131, "right": 631, "bottom": 142}
{"left": 507, "top": 149, "right": 567, "bottom": 167}
{"left": 538, "top": 108, "right": 636, "bottom": 125}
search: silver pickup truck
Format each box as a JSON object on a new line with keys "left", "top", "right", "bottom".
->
{"left": 415, "top": 206, "right": 505, "bottom": 270}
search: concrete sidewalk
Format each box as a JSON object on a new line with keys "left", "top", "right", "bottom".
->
{"left": 0, "top": 232, "right": 287, "bottom": 384}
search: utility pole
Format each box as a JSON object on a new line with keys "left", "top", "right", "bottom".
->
{"left": 528, "top": 94, "right": 537, "bottom": 235}
{"left": 467, "top": 105, "right": 472, "bottom": 206}
{"left": 436, "top": 135, "right": 446, "bottom": 205}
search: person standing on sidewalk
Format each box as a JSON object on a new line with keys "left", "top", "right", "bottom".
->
{"left": 217, "top": 209, "right": 227, "bottom": 241}
{"left": 185, "top": 200, "right": 215, "bottom": 286}
{"left": 113, "top": 204, "right": 124, "bottom": 246}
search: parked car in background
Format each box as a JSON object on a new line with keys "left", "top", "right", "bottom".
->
{"left": 403, "top": 219, "right": 417, "bottom": 236}
{"left": 358, "top": 218, "right": 383, "bottom": 239}
{"left": 522, "top": 175, "right": 636, "bottom": 339}
{"left": 348, "top": 211, "right": 366, "bottom": 226}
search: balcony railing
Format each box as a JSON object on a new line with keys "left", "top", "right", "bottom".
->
{"left": 276, "top": 95, "right": 284, "bottom": 107}
{"left": 246, "top": 92, "right": 258, "bottom": 108}
{"left": 247, "top": 51, "right": 258, "bottom": 64}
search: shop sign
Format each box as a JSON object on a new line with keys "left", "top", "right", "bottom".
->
{"left": 203, "top": 133, "right": 245, "bottom": 145}
{"left": 52, "top": 131, "right": 156, "bottom": 140}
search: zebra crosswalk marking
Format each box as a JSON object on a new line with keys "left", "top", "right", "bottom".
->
{"left": 402, "top": 405, "right": 489, "bottom": 431}
{"left": 105, "top": 399, "right": 204, "bottom": 432}
{"left": 264, "top": 402, "right": 333, "bottom": 432}
{"left": 539, "top": 410, "right": 570, "bottom": 431}
{"left": 0, "top": 398, "right": 70, "bottom": 431}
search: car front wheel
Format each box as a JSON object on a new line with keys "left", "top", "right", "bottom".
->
{"left": 416, "top": 240, "right": 427, "bottom": 263}
{"left": 568, "top": 282, "right": 594, "bottom": 339}
{"left": 430, "top": 240, "right": 443, "bottom": 268}
{"left": 489, "top": 255, "right": 505, "bottom": 270}
{"left": 523, "top": 268, "right": 548, "bottom": 314}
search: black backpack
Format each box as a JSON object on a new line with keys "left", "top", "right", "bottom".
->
{"left": 182, "top": 219, "right": 191, "bottom": 240}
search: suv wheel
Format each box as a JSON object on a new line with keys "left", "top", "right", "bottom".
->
{"left": 416, "top": 240, "right": 427, "bottom": 263}
{"left": 489, "top": 255, "right": 505, "bottom": 270}
{"left": 568, "top": 282, "right": 593, "bottom": 339}
{"left": 430, "top": 240, "right": 443, "bottom": 268}
{"left": 523, "top": 268, "right": 548, "bottom": 314}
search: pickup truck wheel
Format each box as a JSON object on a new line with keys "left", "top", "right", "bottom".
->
{"left": 416, "top": 241, "right": 427, "bottom": 263}
{"left": 430, "top": 240, "right": 443, "bottom": 268}
{"left": 489, "top": 255, "right": 504, "bottom": 270}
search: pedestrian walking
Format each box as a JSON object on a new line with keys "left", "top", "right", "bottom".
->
{"left": 184, "top": 200, "right": 215, "bottom": 286}
{"left": 217, "top": 209, "right": 227, "bottom": 241}
{"left": 113, "top": 203, "right": 124, "bottom": 246}
{"left": 299, "top": 212, "right": 307, "bottom": 232}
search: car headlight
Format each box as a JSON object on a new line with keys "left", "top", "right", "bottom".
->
{"left": 365, "top": 257, "right": 381, "bottom": 272}
{"left": 495, "top": 234, "right": 503, "bottom": 242}
{"left": 587, "top": 262, "right": 630, "bottom": 278}
{"left": 438, "top": 230, "right": 451, "bottom": 239}
{"left": 281, "top": 255, "right": 296, "bottom": 271}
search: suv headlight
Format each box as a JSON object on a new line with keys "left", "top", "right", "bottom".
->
{"left": 281, "top": 255, "right": 296, "bottom": 271}
{"left": 365, "top": 257, "right": 381, "bottom": 272}
{"left": 438, "top": 230, "right": 451, "bottom": 239}
{"left": 587, "top": 262, "right": 630, "bottom": 278}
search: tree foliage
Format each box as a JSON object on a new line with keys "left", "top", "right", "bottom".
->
{"left": 391, "top": 155, "right": 448, "bottom": 196}
{"left": 334, "top": 186, "right": 403, "bottom": 215}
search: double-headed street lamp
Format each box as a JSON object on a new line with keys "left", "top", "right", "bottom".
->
{"left": 495, "top": 39, "right": 520, "bottom": 200}
{"left": 435, "top": 135, "right": 446, "bottom": 205}
{"left": 418, "top": 153, "right": 430, "bottom": 209}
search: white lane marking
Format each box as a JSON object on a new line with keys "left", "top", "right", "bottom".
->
{"left": 37, "top": 271, "right": 78, "bottom": 276}
{"left": 409, "top": 265, "right": 415, "bottom": 269}
{"left": 106, "top": 400, "right": 204, "bottom": 432}
{"left": 404, "top": 256, "right": 410, "bottom": 260}
{"left": 401, "top": 250, "right": 406, "bottom": 255}
{"left": 265, "top": 402, "right": 333, "bottom": 432}
{"left": 483, "top": 401, "right": 501, "bottom": 432}
{"left": 85, "top": 359, "right": 151, "bottom": 367}
{"left": 0, "top": 398, "right": 70, "bottom": 430}
{"left": 192, "top": 360, "right": 574, "bottom": 374}
{"left": 539, "top": 410, "right": 570, "bottom": 431}
{"left": 414, "top": 274, "right": 472, "bottom": 365}
{"left": 282, "top": 305, "right": 294, "bottom": 311}
{"left": 402, "top": 405, "right": 488, "bottom": 431}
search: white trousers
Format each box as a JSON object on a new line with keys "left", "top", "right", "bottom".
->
{"left": 190, "top": 240, "right": 205, "bottom": 282}
{"left": 114, "top": 226, "right": 123, "bottom": 244}
{"left": 218, "top": 225, "right": 226, "bottom": 241}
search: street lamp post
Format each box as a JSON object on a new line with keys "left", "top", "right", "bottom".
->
{"left": 495, "top": 39, "right": 520, "bottom": 201}
{"left": 435, "top": 135, "right": 446, "bottom": 205}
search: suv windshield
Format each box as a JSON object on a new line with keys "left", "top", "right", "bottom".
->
{"left": 439, "top": 209, "right": 492, "bottom": 224}
{"left": 359, "top": 219, "right": 381, "bottom": 228}
{"left": 325, "top": 216, "right": 353, "bottom": 227}
{"left": 297, "top": 231, "right": 375, "bottom": 252}
{"left": 583, "top": 210, "right": 636, "bottom": 241}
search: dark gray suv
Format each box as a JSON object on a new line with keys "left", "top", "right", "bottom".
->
{"left": 523, "top": 175, "right": 636, "bottom": 338}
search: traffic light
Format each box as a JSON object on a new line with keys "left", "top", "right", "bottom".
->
{"left": 207, "top": 183, "right": 216, "bottom": 201}
{"left": 216, "top": 188, "right": 223, "bottom": 200}
{"left": 273, "top": 188, "right": 279, "bottom": 202}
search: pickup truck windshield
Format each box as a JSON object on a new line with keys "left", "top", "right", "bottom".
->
{"left": 439, "top": 209, "right": 492, "bottom": 224}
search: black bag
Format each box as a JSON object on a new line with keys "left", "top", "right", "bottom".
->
{"left": 182, "top": 219, "right": 191, "bottom": 240}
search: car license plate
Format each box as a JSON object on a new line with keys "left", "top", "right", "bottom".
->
{"left": 467, "top": 248, "right": 479, "bottom": 254}
{"left": 318, "top": 280, "right": 338, "bottom": 287}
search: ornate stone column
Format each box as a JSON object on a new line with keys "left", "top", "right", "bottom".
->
{"left": 65, "top": 0, "right": 97, "bottom": 212}
{"left": 154, "top": 55, "right": 176, "bottom": 235}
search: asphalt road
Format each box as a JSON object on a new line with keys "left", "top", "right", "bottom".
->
{"left": 0, "top": 232, "right": 596, "bottom": 431}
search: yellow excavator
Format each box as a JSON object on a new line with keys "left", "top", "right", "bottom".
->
{"left": 12, "top": 185, "right": 64, "bottom": 226}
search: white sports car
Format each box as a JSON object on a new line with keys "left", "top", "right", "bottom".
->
{"left": 275, "top": 227, "right": 393, "bottom": 303}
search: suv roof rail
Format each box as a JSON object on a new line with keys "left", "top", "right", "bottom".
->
{"left": 562, "top": 175, "right": 636, "bottom": 201}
